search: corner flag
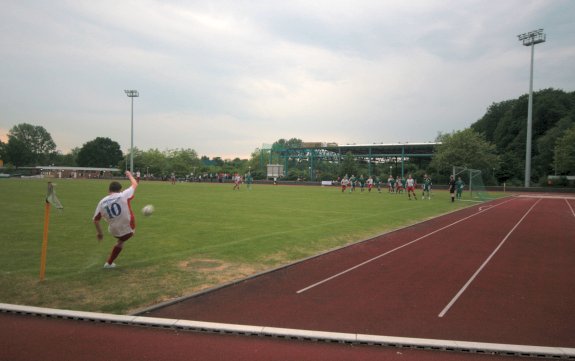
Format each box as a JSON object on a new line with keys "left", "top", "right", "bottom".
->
{"left": 40, "top": 182, "right": 63, "bottom": 281}
{"left": 46, "top": 182, "right": 64, "bottom": 209}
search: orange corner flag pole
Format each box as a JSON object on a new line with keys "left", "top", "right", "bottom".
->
{"left": 40, "top": 182, "right": 63, "bottom": 281}
{"left": 39, "top": 200, "right": 51, "bottom": 281}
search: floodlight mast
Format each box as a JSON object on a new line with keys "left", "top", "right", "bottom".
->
{"left": 517, "top": 29, "right": 546, "bottom": 187}
{"left": 124, "top": 90, "right": 139, "bottom": 173}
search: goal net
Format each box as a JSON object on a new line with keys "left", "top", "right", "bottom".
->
{"left": 452, "top": 166, "right": 490, "bottom": 202}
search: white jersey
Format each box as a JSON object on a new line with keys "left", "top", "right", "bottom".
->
{"left": 406, "top": 178, "right": 415, "bottom": 187}
{"left": 93, "top": 187, "right": 135, "bottom": 238}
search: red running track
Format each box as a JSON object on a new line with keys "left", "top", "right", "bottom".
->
{"left": 145, "top": 196, "right": 575, "bottom": 348}
{"left": 2, "top": 196, "right": 574, "bottom": 360}
{"left": 1, "top": 312, "right": 530, "bottom": 361}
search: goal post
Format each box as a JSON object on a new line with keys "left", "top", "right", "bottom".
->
{"left": 452, "top": 166, "right": 490, "bottom": 201}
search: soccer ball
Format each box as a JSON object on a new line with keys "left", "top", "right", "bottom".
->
{"left": 141, "top": 204, "right": 154, "bottom": 216}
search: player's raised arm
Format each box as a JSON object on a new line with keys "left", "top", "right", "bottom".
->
{"left": 126, "top": 170, "right": 138, "bottom": 190}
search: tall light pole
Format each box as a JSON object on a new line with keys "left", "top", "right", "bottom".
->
{"left": 517, "top": 29, "right": 546, "bottom": 187}
{"left": 124, "top": 90, "right": 139, "bottom": 173}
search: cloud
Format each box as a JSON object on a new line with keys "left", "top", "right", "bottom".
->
{"left": 1, "top": 0, "right": 574, "bottom": 159}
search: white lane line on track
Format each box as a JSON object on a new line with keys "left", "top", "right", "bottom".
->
{"left": 296, "top": 198, "right": 516, "bottom": 294}
{"left": 566, "top": 199, "right": 575, "bottom": 218}
{"left": 478, "top": 205, "right": 494, "bottom": 211}
{"left": 438, "top": 198, "right": 542, "bottom": 318}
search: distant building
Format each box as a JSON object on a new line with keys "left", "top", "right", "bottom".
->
{"left": 36, "top": 166, "right": 121, "bottom": 179}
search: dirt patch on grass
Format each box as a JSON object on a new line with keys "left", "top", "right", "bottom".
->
{"left": 178, "top": 258, "right": 228, "bottom": 272}
{"left": 178, "top": 258, "right": 263, "bottom": 286}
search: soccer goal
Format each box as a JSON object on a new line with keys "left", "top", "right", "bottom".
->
{"left": 452, "top": 166, "right": 490, "bottom": 201}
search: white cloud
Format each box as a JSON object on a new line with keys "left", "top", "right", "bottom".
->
{"left": 1, "top": 0, "right": 574, "bottom": 158}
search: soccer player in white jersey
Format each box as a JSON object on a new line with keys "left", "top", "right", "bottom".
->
{"left": 341, "top": 175, "right": 350, "bottom": 192}
{"left": 406, "top": 174, "right": 417, "bottom": 200}
{"left": 93, "top": 170, "right": 139, "bottom": 268}
{"left": 232, "top": 173, "right": 242, "bottom": 190}
{"left": 366, "top": 176, "right": 374, "bottom": 192}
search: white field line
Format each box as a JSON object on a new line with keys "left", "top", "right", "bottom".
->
{"left": 297, "top": 198, "right": 516, "bottom": 294}
{"left": 438, "top": 198, "right": 542, "bottom": 318}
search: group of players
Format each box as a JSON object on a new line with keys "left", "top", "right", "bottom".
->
{"left": 232, "top": 172, "right": 254, "bottom": 190}
{"left": 93, "top": 171, "right": 464, "bottom": 268}
{"left": 340, "top": 173, "right": 463, "bottom": 201}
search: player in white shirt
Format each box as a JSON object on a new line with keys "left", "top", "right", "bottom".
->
{"left": 341, "top": 175, "right": 350, "bottom": 192}
{"left": 406, "top": 174, "right": 417, "bottom": 200}
{"left": 93, "top": 171, "right": 139, "bottom": 268}
{"left": 232, "top": 173, "right": 242, "bottom": 190}
{"left": 366, "top": 176, "right": 374, "bottom": 192}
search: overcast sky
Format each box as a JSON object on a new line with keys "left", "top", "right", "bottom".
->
{"left": 1, "top": 1, "right": 574, "bottom": 159}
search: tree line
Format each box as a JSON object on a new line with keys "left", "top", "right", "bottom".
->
{"left": 470, "top": 88, "right": 575, "bottom": 185}
{"left": 0, "top": 126, "right": 253, "bottom": 179}
{"left": 1, "top": 88, "right": 574, "bottom": 185}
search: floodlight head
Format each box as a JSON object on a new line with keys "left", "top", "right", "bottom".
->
{"left": 124, "top": 89, "right": 139, "bottom": 97}
{"left": 517, "top": 29, "right": 546, "bottom": 46}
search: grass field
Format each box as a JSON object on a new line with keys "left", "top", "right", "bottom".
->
{"left": 0, "top": 178, "right": 485, "bottom": 314}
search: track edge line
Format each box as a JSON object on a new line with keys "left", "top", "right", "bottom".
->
{"left": 2, "top": 303, "right": 574, "bottom": 359}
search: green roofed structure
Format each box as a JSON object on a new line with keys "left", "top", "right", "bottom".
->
{"left": 261, "top": 142, "right": 440, "bottom": 180}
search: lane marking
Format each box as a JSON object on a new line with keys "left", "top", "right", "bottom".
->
{"left": 518, "top": 194, "right": 575, "bottom": 200}
{"left": 566, "top": 199, "right": 575, "bottom": 218}
{"left": 438, "top": 198, "right": 542, "bottom": 318}
{"left": 297, "top": 198, "right": 516, "bottom": 294}
{"left": 478, "top": 205, "right": 493, "bottom": 212}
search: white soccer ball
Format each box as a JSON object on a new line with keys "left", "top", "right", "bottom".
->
{"left": 141, "top": 204, "right": 154, "bottom": 216}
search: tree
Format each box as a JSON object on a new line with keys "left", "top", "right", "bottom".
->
{"left": 51, "top": 147, "right": 80, "bottom": 167}
{"left": 0, "top": 140, "right": 6, "bottom": 163}
{"left": 166, "top": 148, "right": 200, "bottom": 176}
{"left": 533, "top": 116, "right": 574, "bottom": 181}
{"left": 212, "top": 157, "right": 224, "bottom": 167}
{"left": 5, "top": 123, "right": 56, "bottom": 166}
{"left": 471, "top": 88, "right": 575, "bottom": 184}
{"left": 272, "top": 138, "right": 303, "bottom": 150}
{"left": 431, "top": 129, "right": 500, "bottom": 183}
{"left": 77, "top": 137, "right": 123, "bottom": 168}
{"left": 269, "top": 138, "right": 303, "bottom": 165}
{"left": 6, "top": 137, "right": 35, "bottom": 166}
{"left": 472, "top": 100, "right": 515, "bottom": 142}
{"left": 554, "top": 125, "right": 575, "bottom": 175}
{"left": 139, "top": 148, "right": 168, "bottom": 177}
{"left": 339, "top": 152, "right": 357, "bottom": 177}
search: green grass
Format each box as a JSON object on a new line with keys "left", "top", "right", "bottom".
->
{"left": 0, "top": 178, "right": 486, "bottom": 314}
